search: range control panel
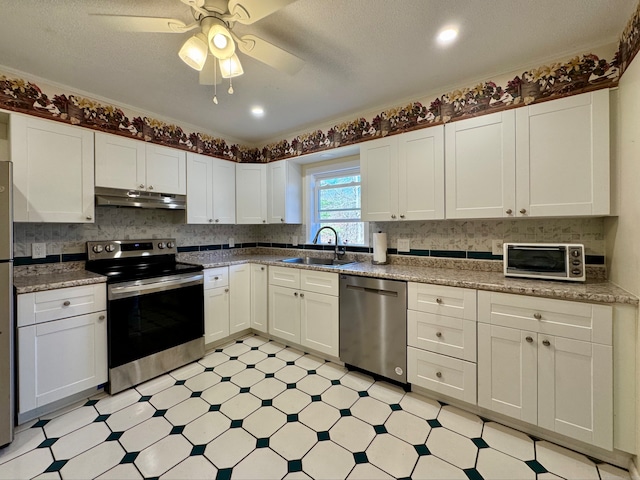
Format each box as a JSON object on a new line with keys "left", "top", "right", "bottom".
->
{"left": 87, "top": 239, "right": 177, "bottom": 261}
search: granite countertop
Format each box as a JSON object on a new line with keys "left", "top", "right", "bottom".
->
{"left": 14, "top": 270, "right": 107, "bottom": 294}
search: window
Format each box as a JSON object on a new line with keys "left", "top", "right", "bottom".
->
{"left": 308, "top": 164, "right": 367, "bottom": 246}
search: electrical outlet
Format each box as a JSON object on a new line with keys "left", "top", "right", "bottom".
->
{"left": 228, "top": 237, "right": 235, "bottom": 248}
{"left": 492, "top": 239, "right": 504, "bottom": 256}
{"left": 397, "top": 238, "right": 410, "bottom": 252}
{"left": 32, "top": 243, "right": 46, "bottom": 259}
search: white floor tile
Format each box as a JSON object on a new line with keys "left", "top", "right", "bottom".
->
{"left": 184, "top": 371, "right": 221, "bottom": 392}
{"left": 213, "top": 359, "right": 246, "bottom": 377}
{"left": 316, "top": 362, "right": 348, "bottom": 380}
{"left": 204, "top": 428, "right": 255, "bottom": 468}
{"left": 198, "top": 352, "right": 229, "bottom": 368}
{"left": 536, "top": 441, "right": 600, "bottom": 480}
{"left": 255, "top": 357, "right": 287, "bottom": 374}
{"left": 385, "top": 410, "right": 431, "bottom": 445}
{"left": 43, "top": 405, "right": 97, "bottom": 438}
{"left": 426, "top": 426, "right": 478, "bottom": 469}
{"left": 321, "top": 385, "right": 360, "bottom": 409}
{"left": 273, "top": 389, "right": 312, "bottom": 414}
{"left": 106, "top": 401, "right": 156, "bottom": 432}
{"left": 482, "top": 422, "right": 535, "bottom": 461}
{"left": 437, "top": 405, "right": 484, "bottom": 438}
{"left": 340, "top": 371, "right": 375, "bottom": 391}
{"left": 368, "top": 381, "right": 406, "bottom": 404}
{"left": 412, "top": 455, "right": 468, "bottom": 480}
{"left": 222, "top": 342, "right": 251, "bottom": 357}
{"left": 41, "top": 400, "right": 86, "bottom": 420}
{"left": 60, "top": 440, "right": 125, "bottom": 480}
{"left": 230, "top": 368, "right": 266, "bottom": 388}
{"left": 400, "top": 392, "right": 441, "bottom": 420}
{"left": 220, "top": 392, "right": 261, "bottom": 420}
{"left": 295, "top": 374, "right": 331, "bottom": 395}
{"left": 119, "top": 417, "right": 173, "bottom": 452}
{"left": 299, "top": 402, "right": 340, "bottom": 431}
{"left": 242, "top": 406, "right": 287, "bottom": 438}
{"left": 250, "top": 378, "right": 287, "bottom": 400}
{"left": 347, "top": 463, "right": 395, "bottom": 479}
{"left": 598, "top": 463, "right": 631, "bottom": 480}
{"left": 258, "top": 341, "right": 286, "bottom": 355}
{"left": 96, "top": 463, "right": 143, "bottom": 480}
{"left": 134, "top": 434, "right": 192, "bottom": 478}
{"left": 350, "top": 396, "right": 392, "bottom": 425}
{"left": 136, "top": 374, "right": 176, "bottom": 396}
{"left": 538, "top": 473, "right": 566, "bottom": 480}
{"left": 148, "top": 385, "right": 192, "bottom": 410}
{"left": 366, "top": 434, "right": 418, "bottom": 478}
{"left": 295, "top": 354, "right": 325, "bottom": 371}
{"left": 0, "top": 446, "right": 52, "bottom": 480}
{"left": 160, "top": 456, "right": 218, "bottom": 480}
{"left": 275, "top": 365, "right": 307, "bottom": 384}
{"left": 95, "top": 389, "right": 140, "bottom": 415}
{"left": 330, "top": 416, "right": 376, "bottom": 452}
{"left": 270, "top": 422, "right": 318, "bottom": 460}
{"left": 476, "top": 447, "right": 536, "bottom": 480}
{"left": 50, "top": 422, "right": 110, "bottom": 460}
{"left": 201, "top": 381, "right": 241, "bottom": 405}
{"left": 182, "top": 412, "right": 230, "bottom": 445}
{"left": 283, "top": 471, "right": 312, "bottom": 479}
{"left": 169, "top": 362, "right": 205, "bottom": 381}
{"left": 276, "top": 347, "right": 305, "bottom": 362}
{"left": 14, "top": 419, "right": 37, "bottom": 434}
{"left": 165, "top": 397, "right": 210, "bottom": 425}
{"left": 242, "top": 336, "right": 268, "bottom": 348}
{"left": 232, "top": 448, "right": 288, "bottom": 479}
{"left": 238, "top": 349, "right": 268, "bottom": 365}
{"left": 33, "top": 472, "right": 61, "bottom": 480}
{"left": 0, "top": 426, "right": 45, "bottom": 465}
{"left": 302, "top": 441, "right": 355, "bottom": 479}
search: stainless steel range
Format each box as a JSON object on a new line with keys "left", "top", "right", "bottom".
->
{"left": 86, "top": 239, "right": 204, "bottom": 394}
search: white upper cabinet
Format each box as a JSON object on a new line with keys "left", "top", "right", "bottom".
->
{"left": 445, "top": 111, "right": 516, "bottom": 219}
{"left": 11, "top": 114, "right": 95, "bottom": 223}
{"left": 186, "top": 152, "right": 236, "bottom": 224}
{"left": 267, "top": 160, "right": 302, "bottom": 224}
{"left": 236, "top": 163, "right": 267, "bottom": 224}
{"left": 361, "top": 126, "right": 444, "bottom": 222}
{"left": 95, "top": 132, "right": 186, "bottom": 195}
{"left": 515, "top": 90, "right": 610, "bottom": 217}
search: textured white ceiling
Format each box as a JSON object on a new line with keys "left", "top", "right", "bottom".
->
{"left": 0, "top": 0, "right": 634, "bottom": 144}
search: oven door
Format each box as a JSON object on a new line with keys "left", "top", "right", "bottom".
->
{"left": 107, "top": 272, "right": 204, "bottom": 369}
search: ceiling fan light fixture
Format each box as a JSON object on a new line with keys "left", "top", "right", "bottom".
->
{"left": 207, "top": 20, "right": 235, "bottom": 59}
{"left": 178, "top": 32, "right": 208, "bottom": 71}
{"left": 220, "top": 53, "right": 244, "bottom": 78}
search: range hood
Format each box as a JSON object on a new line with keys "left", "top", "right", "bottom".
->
{"left": 95, "top": 187, "right": 186, "bottom": 210}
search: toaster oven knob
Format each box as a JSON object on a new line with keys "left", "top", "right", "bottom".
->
{"left": 92, "top": 245, "right": 104, "bottom": 253}
{"left": 105, "top": 244, "right": 116, "bottom": 253}
{"left": 572, "top": 268, "right": 582, "bottom": 275}
{"left": 158, "top": 242, "right": 166, "bottom": 249}
{"left": 167, "top": 241, "right": 175, "bottom": 248}
{"left": 571, "top": 250, "right": 581, "bottom": 257}
{"left": 572, "top": 260, "right": 581, "bottom": 266}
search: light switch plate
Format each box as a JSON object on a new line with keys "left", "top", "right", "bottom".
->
{"left": 292, "top": 235, "right": 298, "bottom": 246}
{"left": 32, "top": 243, "right": 46, "bottom": 259}
{"left": 397, "top": 238, "right": 410, "bottom": 252}
{"left": 228, "top": 237, "right": 235, "bottom": 248}
{"left": 492, "top": 239, "right": 504, "bottom": 256}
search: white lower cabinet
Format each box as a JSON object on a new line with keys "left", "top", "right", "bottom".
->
{"left": 229, "top": 264, "right": 250, "bottom": 335}
{"left": 17, "top": 285, "right": 107, "bottom": 415}
{"left": 204, "top": 282, "right": 230, "bottom": 344}
{"left": 250, "top": 264, "right": 268, "bottom": 333}
{"left": 477, "top": 291, "right": 613, "bottom": 450}
{"left": 268, "top": 267, "right": 339, "bottom": 357}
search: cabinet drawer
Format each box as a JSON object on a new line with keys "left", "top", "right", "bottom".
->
{"left": 408, "top": 347, "right": 477, "bottom": 404}
{"left": 408, "top": 310, "right": 476, "bottom": 362}
{"left": 17, "top": 284, "right": 106, "bottom": 327}
{"left": 408, "top": 283, "right": 476, "bottom": 320}
{"left": 477, "top": 291, "right": 612, "bottom": 344}
{"left": 204, "top": 267, "right": 229, "bottom": 290}
{"left": 300, "top": 270, "right": 338, "bottom": 296}
{"left": 269, "top": 266, "right": 301, "bottom": 289}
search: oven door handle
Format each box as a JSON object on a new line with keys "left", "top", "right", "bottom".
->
{"left": 108, "top": 273, "right": 204, "bottom": 300}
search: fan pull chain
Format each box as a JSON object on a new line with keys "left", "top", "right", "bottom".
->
{"left": 228, "top": 77, "right": 234, "bottom": 95}
{"left": 212, "top": 57, "right": 219, "bottom": 105}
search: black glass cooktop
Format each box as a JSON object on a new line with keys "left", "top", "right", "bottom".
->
{"left": 86, "top": 255, "right": 202, "bottom": 283}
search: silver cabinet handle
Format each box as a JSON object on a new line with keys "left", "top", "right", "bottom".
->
{"left": 300, "top": 293, "right": 305, "bottom": 298}
{"left": 506, "top": 209, "right": 513, "bottom": 215}
{"left": 261, "top": 267, "right": 265, "bottom": 271}
{"left": 86, "top": 216, "right": 92, "bottom": 220}
{"left": 542, "top": 339, "right": 551, "bottom": 347}
{"left": 63, "top": 301, "right": 71, "bottom": 307}
{"left": 280, "top": 218, "right": 284, "bottom": 222}
{"left": 520, "top": 208, "right": 527, "bottom": 214}
{"left": 98, "top": 315, "right": 105, "bottom": 321}
{"left": 391, "top": 214, "right": 396, "bottom": 219}
{"left": 294, "top": 292, "right": 298, "bottom": 297}
{"left": 435, "top": 298, "right": 443, "bottom": 304}
{"left": 436, "top": 372, "right": 442, "bottom": 378}
{"left": 526, "top": 336, "right": 533, "bottom": 343}
{"left": 435, "top": 332, "right": 442, "bottom": 338}
{"left": 148, "top": 185, "right": 154, "bottom": 190}
{"left": 214, "top": 276, "right": 219, "bottom": 280}
{"left": 262, "top": 220, "right": 266, "bottom": 223}
{"left": 215, "top": 219, "right": 219, "bottom": 223}
{"left": 400, "top": 214, "right": 405, "bottom": 219}
{"left": 139, "top": 184, "right": 145, "bottom": 189}
{"left": 208, "top": 219, "right": 213, "bottom": 223}
{"left": 533, "top": 313, "right": 542, "bottom": 320}
{"left": 225, "top": 288, "right": 229, "bottom": 293}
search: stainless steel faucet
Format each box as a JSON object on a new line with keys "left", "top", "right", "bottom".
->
{"left": 312, "top": 226, "right": 346, "bottom": 259}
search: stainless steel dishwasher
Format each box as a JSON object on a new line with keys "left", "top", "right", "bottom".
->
{"left": 339, "top": 275, "right": 407, "bottom": 383}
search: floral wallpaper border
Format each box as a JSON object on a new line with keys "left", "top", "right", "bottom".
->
{"left": 4, "top": 0, "right": 640, "bottom": 166}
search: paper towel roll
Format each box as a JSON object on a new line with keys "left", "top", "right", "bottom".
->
{"left": 372, "top": 232, "right": 388, "bottom": 264}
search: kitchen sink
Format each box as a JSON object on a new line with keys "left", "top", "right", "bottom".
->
{"left": 280, "top": 257, "right": 357, "bottom": 267}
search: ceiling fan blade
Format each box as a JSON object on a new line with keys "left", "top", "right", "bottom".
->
{"left": 237, "top": 34, "right": 303, "bottom": 75}
{"left": 227, "top": 0, "right": 296, "bottom": 25}
{"left": 199, "top": 55, "right": 222, "bottom": 85}
{"left": 90, "top": 14, "right": 195, "bottom": 33}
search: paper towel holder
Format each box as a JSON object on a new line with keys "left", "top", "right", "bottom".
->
{"left": 372, "top": 231, "right": 389, "bottom": 265}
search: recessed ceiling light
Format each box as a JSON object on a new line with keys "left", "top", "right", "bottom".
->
{"left": 251, "top": 106, "right": 264, "bottom": 117}
{"left": 437, "top": 28, "right": 458, "bottom": 46}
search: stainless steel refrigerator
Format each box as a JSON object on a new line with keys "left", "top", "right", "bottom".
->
{"left": 0, "top": 161, "right": 13, "bottom": 447}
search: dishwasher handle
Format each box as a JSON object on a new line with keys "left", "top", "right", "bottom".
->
{"left": 345, "top": 284, "right": 399, "bottom": 297}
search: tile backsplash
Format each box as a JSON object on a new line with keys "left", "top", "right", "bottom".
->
{"left": 13, "top": 207, "right": 605, "bottom": 259}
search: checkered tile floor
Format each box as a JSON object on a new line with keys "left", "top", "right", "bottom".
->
{"left": 0, "top": 335, "right": 631, "bottom": 479}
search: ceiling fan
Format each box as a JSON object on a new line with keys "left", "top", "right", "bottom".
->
{"left": 95, "top": 0, "right": 304, "bottom": 87}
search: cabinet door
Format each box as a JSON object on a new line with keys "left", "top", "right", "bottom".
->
{"left": 445, "top": 111, "right": 516, "bottom": 219}
{"left": 477, "top": 323, "right": 537, "bottom": 424}
{"left": 186, "top": 153, "right": 213, "bottom": 224}
{"left": 398, "top": 125, "right": 445, "bottom": 220}
{"left": 211, "top": 157, "right": 236, "bottom": 224}
{"left": 267, "top": 161, "right": 302, "bottom": 224}
{"left": 229, "top": 264, "right": 250, "bottom": 335}
{"left": 516, "top": 90, "right": 609, "bottom": 216}
{"left": 18, "top": 311, "right": 107, "bottom": 414}
{"left": 361, "top": 136, "right": 399, "bottom": 221}
{"left": 11, "top": 115, "right": 95, "bottom": 223}
{"left": 204, "top": 286, "right": 229, "bottom": 345}
{"left": 250, "top": 264, "right": 268, "bottom": 333}
{"left": 145, "top": 144, "right": 187, "bottom": 195}
{"left": 300, "top": 291, "right": 339, "bottom": 357}
{"left": 538, "top": 335, "right": 613, "bottom": 450}
{"left": 236, "top": 163, "right": 267, "bottom": 224}
{"left": 95, "top": 132, "right": 146, "bottom": 190}
{"left": 268, "top": 285, "right": 300, "bottom": 343}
